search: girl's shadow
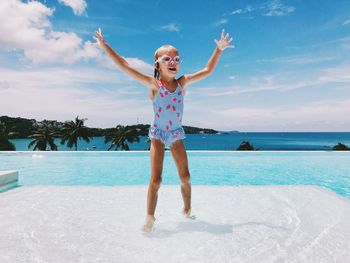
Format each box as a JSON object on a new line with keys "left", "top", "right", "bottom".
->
{"left": 150, "top": 220, "right": 233, "bottom": 238}
{"left": 149, "top": 220, "right": 287, "bottom": 238}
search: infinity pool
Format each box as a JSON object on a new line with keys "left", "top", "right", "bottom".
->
{"left": 1, "top": 151, "right": 349, "bottom": 198}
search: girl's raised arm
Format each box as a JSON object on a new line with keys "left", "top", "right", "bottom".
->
{"left": 94, "top": 28, "right": 156, "bottom": 90}
{"left": 181, "top": 29, "right": 234, "bottom": 88}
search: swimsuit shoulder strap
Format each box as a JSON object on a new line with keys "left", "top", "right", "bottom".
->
{"left": 175, "top": 78, "right": 183, "bottom": 89}
{"left": 156, "top": 80, "right": 164, "bottom": 89}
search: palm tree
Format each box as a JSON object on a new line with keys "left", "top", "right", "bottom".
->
{"left": 28, "top": 124, "right": 59, "bottom": 151}
{"left": 0, "top": 122, "right": 16, "bottom": 151}
{"left": 236, "top": 140, "right": 260, "bottom": 151}
{"left": 105, "top": 125, "right": 140, "bottom": 150}
{"left": 333, "top": 142, "right": 350, "bottom": 151}
{"left": 60, "top": 116, "right": 92, "bottom": 151}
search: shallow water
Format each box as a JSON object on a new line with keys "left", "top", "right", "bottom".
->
{"left": 1, "top": 151, "right": 349, "bottom": 199}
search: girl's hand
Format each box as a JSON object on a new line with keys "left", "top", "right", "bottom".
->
{"left": 214, "top": 29, "right": 234, "bottom": 51}
{"left": 93, "top": 28, "right": 106, "bottom": 49}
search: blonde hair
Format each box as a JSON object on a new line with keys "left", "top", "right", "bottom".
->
{"left": 153, "top": 45, "right": 178, "bottom": 80}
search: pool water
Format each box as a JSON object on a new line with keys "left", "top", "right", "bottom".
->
{"left": 0, "top": 151, "right": 349, "bottom": 199}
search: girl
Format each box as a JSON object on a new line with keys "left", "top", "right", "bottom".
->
{"left": 94, "top": 28, "right": 234, "bottom": 232}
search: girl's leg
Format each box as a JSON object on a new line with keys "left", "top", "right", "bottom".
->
{"left": 147, "top": 138, "right": 165, "bottom": 217}
{"left": 170, "top": 140, "right": 191, "bottom": 214}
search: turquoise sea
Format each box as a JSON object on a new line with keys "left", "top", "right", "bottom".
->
{"left": 10, "top": 132, "right": 350, "bottom": 151}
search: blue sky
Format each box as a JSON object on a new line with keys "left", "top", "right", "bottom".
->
{"left": 0, "top": 0, "right": 349, "bottom": 131}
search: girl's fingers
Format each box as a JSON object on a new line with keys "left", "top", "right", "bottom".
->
{"left": 215, "top": 33, "right": 234, "bottom": 50}
{"left": 95, "top": 32, "right": 103, "bottom": 41}
{"left": 95, "top": 28, "right": 103, "bottom": 38}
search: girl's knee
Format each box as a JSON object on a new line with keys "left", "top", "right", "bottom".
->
{"left": 150, "top": 175, "right": 162, "bottom": 189}
{"left": 180, "top": 171, "right": 190, "bottom": 184}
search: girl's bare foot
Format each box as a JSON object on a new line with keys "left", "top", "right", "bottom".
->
{"left": 182, "top": 208, "right": 196, "bottom": 220}
{"left": 142, "top": 215, "right": 156, "bottom": 233}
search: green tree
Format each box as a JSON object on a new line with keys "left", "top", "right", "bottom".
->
{"left": 236, "top": 140, "right": 260, "bottom": 151}
{"left": 28, "top": 124, "right": 59, "bottom": 151}
{"left": 60, "top": 116, "right": 92, "bottom": 151}
{"left": 105, "top": 125, "right": 140, "bottom": 150}
{"left": 0, "top": 121, "right": 16, "bottom": 151}
{"left": 333, "top": 142, "right": 350, "bottom": 151}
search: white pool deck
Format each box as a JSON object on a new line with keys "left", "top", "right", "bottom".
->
{"left": 1, "top": 185, "right": 350, "bottom": 262}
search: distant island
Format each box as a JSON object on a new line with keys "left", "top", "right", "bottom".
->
{"left": 218, "top": 130, "right": 240, "bottom": 134}
{"left": 0, "top": 116, "right": 220, "bottom": 139}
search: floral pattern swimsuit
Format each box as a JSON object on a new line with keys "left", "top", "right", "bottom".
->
{"left": 148, "top": 79, "right": 186, "bottom": 149}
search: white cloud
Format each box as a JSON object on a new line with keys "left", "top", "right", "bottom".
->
{"left": 0, "top": 66, "right": 152, "bottom": 128}
{"left": 230, "top": 0, "right": 295, "bottom": 18}
{"left": 208, "top": 99, "right": 350, "bottom": 131}
{"left": 256, "top": 54, "right": 337, "bottom": 65}
{"left": 1, "top": 63, "right": 349, "bottom": 131}
{"left": 96, "top": 54, "right": 154, "bottom": 75}
{"left": 343, "top": 20, "right": 350, "bottom": 26}
{"left": 181, "top": 92, "right": 350, "bottom": 131}
{"left": 319, "top": 64, "right": 350, "bottom": 83}
{"left": 159, "top": 23, "right": 180, "bottom": 32}
{"left": 181, "top": 67, "right": 350, "bottom": 131}
{"left": 335, "top": 36, "right": 350, "bottom": 49}
{"left": 231, "top": 5, "right": 255, "bottom": 15}
{"left": 335, "top": 36, "right": 350, "bottom": 50}
{"left": 197, "top": 63, "right": 350, "bottom": 97}
{"left": 214, "top": 18, "right": 229, "bottom": 27}
{"left": 125, "top": 58, "right": 154, "bottom": 74}
{"left": 231, "top": 9, "right": 243, "bottom": 15}
{"left": 292, "top": 36, "right": 350, "bottom": 51}
{"left": 0, "top": 0, "right": 99, "bottom": 64}
{"left": 58, "top": 0, "right": 87, "bottom": 16}
{"left": 262, "top": 0, "right": 295, "bottom": 17}
{"left": 229, "top": 75, "right": 236, "bottom": 80}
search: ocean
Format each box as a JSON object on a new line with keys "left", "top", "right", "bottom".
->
{"left": 9, "top": 132, "right": 350, "bottom": 151}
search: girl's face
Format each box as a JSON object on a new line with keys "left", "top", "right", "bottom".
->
{"left": 156, "top": 48, "right": 180, "bottom": 78}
